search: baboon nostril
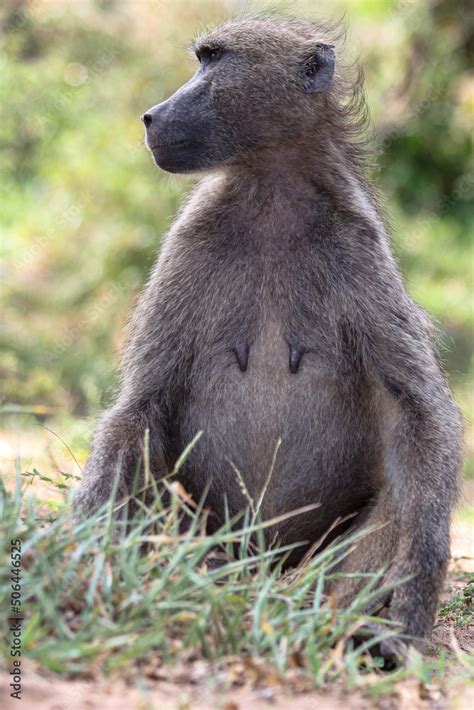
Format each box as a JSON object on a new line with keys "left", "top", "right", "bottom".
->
{"left": 141, "top": 113, "right": 152, "bottom": 128}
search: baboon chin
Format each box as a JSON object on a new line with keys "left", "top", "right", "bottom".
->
{"left": 75, "top": 15, "right": 462, "bottom": 665}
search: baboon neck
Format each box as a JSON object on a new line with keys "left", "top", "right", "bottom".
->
{"left": 222, "top": 140, "right": 385, "bottom": 241}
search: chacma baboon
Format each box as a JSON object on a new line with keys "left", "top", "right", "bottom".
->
{"left": 74, "top": 16, "right": 462, "bottom": 662}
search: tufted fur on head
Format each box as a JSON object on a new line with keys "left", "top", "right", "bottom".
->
{"left": 191, "top": 15, "right": 372, "bottom": 176}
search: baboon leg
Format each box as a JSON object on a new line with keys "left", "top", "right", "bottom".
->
{"left": 331, "top": 481, "right": 451, "bottom": 665}
{"left": 73, "top": 401, "right": 165, "bottom": 519}
{"left": 330, "top": 487, "right": 399, "bottom": 612}
{"left": 329, "top": 489, "right": 410, "bottom": 666}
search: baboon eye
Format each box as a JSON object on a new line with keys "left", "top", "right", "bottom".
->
{"left": 196, "top": 47, "right": 221, "bottom": 66}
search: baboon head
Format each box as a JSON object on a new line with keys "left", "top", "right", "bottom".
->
{"left": 141, "top": 17, "right": 338, "bottom": 174}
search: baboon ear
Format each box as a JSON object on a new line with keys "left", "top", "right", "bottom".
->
{"left": 301, "top": 43, "right": 335, "bottom": 93}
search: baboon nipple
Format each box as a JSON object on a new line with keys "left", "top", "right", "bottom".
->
{"left": 234, "top": 343, "right": 249, "bottom": 372}
{"left": 289, "top": 344, "right": 306, "bottom": 374}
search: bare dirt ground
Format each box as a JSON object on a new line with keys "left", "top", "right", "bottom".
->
{"left": 1, "top": 426, "right": 473, "bottom": 709}
{"left": 0, "top": 671, "right": 395, "bottom": 710}
{"left": 0, "top": 649, "right": 473, "bottom": 710}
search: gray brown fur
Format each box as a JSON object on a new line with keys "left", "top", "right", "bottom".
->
{"left": 74, "top": 16, "right": 463, "bottom": 660}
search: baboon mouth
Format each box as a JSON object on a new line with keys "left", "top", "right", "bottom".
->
{"left": 148, "top": 139, "right": 190, "bottom": 150}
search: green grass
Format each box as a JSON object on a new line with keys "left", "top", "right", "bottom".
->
{"left": 439, "top": 575, "right": 474, "bottom": 629}
{"left": 1, "top": 461, "right": 471, "bottom": 697}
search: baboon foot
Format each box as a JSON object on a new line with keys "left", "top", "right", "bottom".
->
{"left": 349, "top": 621, "right": 409, "bottom": 670}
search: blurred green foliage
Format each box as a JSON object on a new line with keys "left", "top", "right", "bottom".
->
{"left": 0, "top": 0, "right": 472, "bottom": 465}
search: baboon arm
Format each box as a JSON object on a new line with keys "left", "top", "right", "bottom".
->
{"left": 361, "top": 301, "right": 462, "bottom": 638}
{"left": 366, "top": 311, "right": 462, "bottom": 503}
{"left": 74, "top": 400, "right": 166, "bottom": 518}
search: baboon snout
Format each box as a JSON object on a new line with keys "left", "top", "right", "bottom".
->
{"left": 141, "top": 100, "right": 187, "bottom": 151}
{"left": 141, "top": 104, "right": 165, "bottom": 147}
{"left": 140, "top": 75, "right": 236, "bottom": 173}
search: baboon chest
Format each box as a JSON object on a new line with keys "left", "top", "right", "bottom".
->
{"left": 169, "top": 246, "right": 377, "bottom": 523}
